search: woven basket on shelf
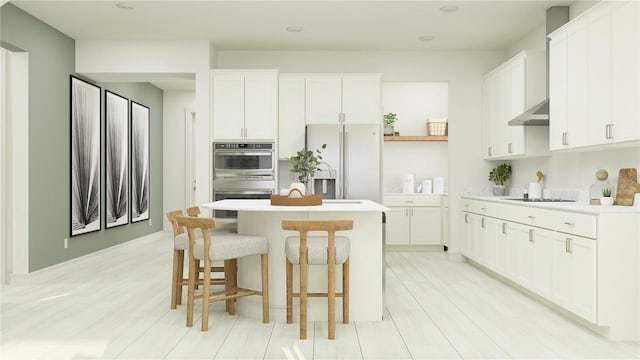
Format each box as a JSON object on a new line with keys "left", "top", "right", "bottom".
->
{"left": 426, "top": 119, "right": 448, "bottom": 136}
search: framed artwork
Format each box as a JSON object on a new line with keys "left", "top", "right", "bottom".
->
{"left": 70, "top": 75, "right": 101, "bottom": 236}
{"left": 131, "top": 101, "right": 150, "bottom": 223}
{"left": 105, "top": 90, "right": 129, "bottom": 229}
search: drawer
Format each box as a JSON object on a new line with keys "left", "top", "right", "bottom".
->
{"left": 514, "top": 207, "right": 597, "bottom": 239}
{"left": 384, "top": 195, "right": 442, "bottom": 207}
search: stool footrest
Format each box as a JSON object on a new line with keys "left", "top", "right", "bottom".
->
{"left": 193, "top": 287, "right": 260, "bottom": 302}
{"left": 292, "top": 292, "right": 344, "bottom": 298}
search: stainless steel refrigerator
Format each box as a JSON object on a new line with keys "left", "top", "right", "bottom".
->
{"left": 305, "top": 124, "right": 382, "bottom": 203}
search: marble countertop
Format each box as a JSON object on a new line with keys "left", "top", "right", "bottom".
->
{"left": 462, "top": 195, "right": 640, "bottom": 214}
{"left": 202, "top": 199, "right": 389, "bottom": 212}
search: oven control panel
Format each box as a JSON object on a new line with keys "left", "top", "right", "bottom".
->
{"left": 214, "top": 143, "right": 273, "bottom": 150}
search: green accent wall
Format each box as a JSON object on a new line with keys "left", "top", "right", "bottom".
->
{"left": 1, "top": 3, "right": 164, "bottom": 271}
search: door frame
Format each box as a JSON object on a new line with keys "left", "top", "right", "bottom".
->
{"left": 185, "top": 108, "right": 197, "bottom": 208}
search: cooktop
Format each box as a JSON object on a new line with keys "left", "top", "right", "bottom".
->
{"left": 506, "top": 198, "right": 576, "bottom": 203}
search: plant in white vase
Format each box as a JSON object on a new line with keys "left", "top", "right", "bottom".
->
{"left": 488, "top": 163, "right": 512, "bottom": 196}
{"left": 600, "top": 187, "right": 614, "bottom": 206}
{"left": 383, "top": 113, "right": 397, "bottom": 136}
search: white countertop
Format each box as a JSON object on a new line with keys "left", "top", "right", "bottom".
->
{"left": 462, "top": 195, "right": 640, "bottom": 214}
{"left": 202, "top": 199, "right": 389, "bottom": 212}
{"left": 384, "top": 193, "right": 447, "bottom": 196}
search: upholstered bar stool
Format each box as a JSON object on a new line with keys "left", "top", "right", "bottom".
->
{"left": 166, "top": 207, "right": 232, "bottom": 309}
{"left": 281, "top": 219, "right": 353, "bottom": 340}
{"left": 176, "top": 215, "right": 270, "bottom": 331}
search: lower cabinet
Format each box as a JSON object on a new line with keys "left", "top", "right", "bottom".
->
{"left": 551, "top": 233, "right": 597, "bottom": 322}
{"left": 385, "top": 195, "right": 443, "bottom": 246}
{"left": 461, "top": 199, "right": 599, "bottom": 326}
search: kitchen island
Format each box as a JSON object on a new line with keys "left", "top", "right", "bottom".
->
{"left": 201, "top": 199, "right": 388, "bottom": 322}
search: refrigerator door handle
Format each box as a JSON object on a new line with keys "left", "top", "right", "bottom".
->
{"left": 338, "top": 130, "right": 344, "bottom": 199}
{"left": 344, "top": 131, "right": 349, "bottom": 199}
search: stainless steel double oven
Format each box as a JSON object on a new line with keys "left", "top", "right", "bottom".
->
{"left": 212, "top": 142, "right": 275, "bottom": 218}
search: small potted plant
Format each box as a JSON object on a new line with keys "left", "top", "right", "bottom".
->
{"left": 600, "top": 187, "right": 614, "bottom": 206}
{"left": 383, "top": 113, "right": 397, "bottom": 136}
{"left": 488, "top": 163, "right": 512, "bottom": 196}
{"left": 290, "top": 144, "right": 327, "bottom": 193}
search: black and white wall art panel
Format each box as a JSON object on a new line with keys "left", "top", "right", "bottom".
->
{"left": 131, "top": 101, "right": 150, "bottom": 223}
{"left": 105, "top": 91, "right": 129, "bottom": 229}
{"left": 70, "top": 76, "right": 101, "bottom": 236}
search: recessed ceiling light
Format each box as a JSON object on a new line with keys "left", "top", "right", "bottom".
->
{"left": 440, "top": 5, "right": 459, "bottom": 13}
{"left": 418, "top": 35, "right": 436, "bottom": 42}
{"left": 286, "top": 26, "right": 303, "bottom": 33}
{"left": 115, "top": 2, "right": 135, "bottom": 10}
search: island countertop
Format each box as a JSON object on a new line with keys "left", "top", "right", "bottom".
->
{"left": 202, "top": 199, "right": 389, "bottom": 212}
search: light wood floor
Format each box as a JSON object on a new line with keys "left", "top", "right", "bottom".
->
{"left": 1, "top": 232, "right": 638, "bottom": 359}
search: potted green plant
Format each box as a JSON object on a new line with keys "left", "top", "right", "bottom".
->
{"left": 601, "top": 187, "right": 614, "bottom": 206}
{"left": 383, "top": 113, "right": 397, "bottom": 136}
{"left": 289, "top": 144, "right": 327, "bottom": 192}
{"left": 488, "top": 163, "right": 512, "bottom": 196}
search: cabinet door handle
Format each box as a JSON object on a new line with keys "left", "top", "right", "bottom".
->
{"left": 566, "top": 237, "right": 573, "bottom": 253}
{"left": 502, "top": 223, "right": 507, "bottom": 234}
{"left": 410, "top": 208, "right": 414, "bottom": 216}
{"left": 605, "top": 124, "right": 613, "bottom": 139}
{"left": 339, "top": 112, "right": 345, "bottom": 123}
{"left": 529, "top": 229, "right": 535, "bottom": 242}
{"left": 508, "top": 143, "right": 513, "bottom": 153}
{"left": 564, "top": 222, "right": 574, "bottom": 226}
{"left": 562, "top": 132, "right": 568, "bottom": 146}
{"left": 481, "top": 218, "right": 486, "bottom": 228}
{"left": 241, "top": 128, "right": 244, "bottom": 138}
{"left": 405, "top": 208, "right": 409, "bottom": 216}
{"left": 464, "top": 214, "right": 468, "bottom": 223}
{"left": 488, "top": 146, "right": 492, "bottom": 157}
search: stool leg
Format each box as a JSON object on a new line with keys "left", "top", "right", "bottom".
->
{"left": 224, "top": 259, "right": 237, "bottom": 315}
{"left": 343, "top": 259, "right": 349, "bottom": 324}
{"left": 201, "top": 257, "right": 212, "bottom": 331}
{"left": 177, "top": 250, "right": 185, "bottom": 306}
{"left": 286, "top": 259, "right": 293, "bottom": 324}
{"left": 186, "top": 255, "right": 197, "bottom": 327}
{"left": 171, "top": 249, "right": 181, "bottom": 309}
{"left": 261, "top": 254, "right": 269, "bottom": 323}
{"left": 194, "top": 259, "right": 201, "bottom": 291}
{"left": 300, "top": 256, "right": 308, "bottom": 340}
{"left": 328, "top": 239, "right": 336, "bottom": 340}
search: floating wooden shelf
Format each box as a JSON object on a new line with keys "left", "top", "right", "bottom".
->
{"left": 384, "top": 135, "right": 448, "bottom": 142}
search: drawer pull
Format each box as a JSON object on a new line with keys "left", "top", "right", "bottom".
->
{"left": 527, "top": 215, "right": 535, "bottom": 220}
{"left": 481, "top": 207, "right": 487, "bottom": 211}
{"left": 405, "top": 200, "right": 414, "bottom": 203}
{"left": 564, "top": 222, "right": 575, "bottom": 226}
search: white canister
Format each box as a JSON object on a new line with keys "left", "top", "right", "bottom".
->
{"left": 433, "top": 176, "right": 445, "bottom": 194}
{"left": 528, "top": 182, "right": 542, "bottom": 199}
{"left": 421, "top": 179, "right": 433, "bottom": 194}
{"left": 402, "top": 174, "right": 415, "bottom": 194}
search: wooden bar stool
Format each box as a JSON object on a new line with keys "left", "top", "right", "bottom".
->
{"left": 176, "top": 215, "right": 269, "bottom": 331}
{"left": 165, "top": 207, "right": 232, "bottom": 309}
{"left": 282, "top": 219, "right": 353, "bottom": 340}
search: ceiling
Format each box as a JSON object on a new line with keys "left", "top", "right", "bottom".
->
{"left": 10, "top": 0, "right": 574, "bottom": 89}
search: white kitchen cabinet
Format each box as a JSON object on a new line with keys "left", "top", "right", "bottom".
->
{"left": 305, "top": 74, "right": 381, "bottom": 124}
{"left": 549, "top": 0, "right": 640, "bottom": 150}
{"left": 551, "top": 233, "right": 597, "bottom": 322}
{"left": 385, "top": 195, "right": 443, "bottom": 246}
{"left": 211, "top": 70, "right": 278, "bottom": 141}
{"left": 482, "top": 51, "right": 548, "bottom": 159}
{"left": 278, "top": 76, "right": 306, "bottom": 158}
{"left": 441, "top": 196, "right": 450, "bottom": 247}
{"left": 461, "top": 196, "right": 639, "bottom": 340}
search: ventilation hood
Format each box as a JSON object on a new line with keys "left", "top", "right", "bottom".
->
{"left": 508, "top": 6, "right": 569, "bottom": 126}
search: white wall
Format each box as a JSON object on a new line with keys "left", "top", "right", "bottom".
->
{"left": 216, "top": 50, "right": 506, "bottom": 256}
{"left": 75, "top": 40, "right": 213, "bottom": 206}
{"left": 382, "top": 82, "right": 449, "bottom": 192}
{"left": 162, "top": 90, "right": 195, "bottom": 230}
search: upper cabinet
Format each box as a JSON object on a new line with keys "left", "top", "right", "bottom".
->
{"left": 482, "top": 51, "right": 549, "bottom": 160}
{"left": 305, "top": 74, "right": 382, "bottom": 124}
{"left": 278, "top": 73, "right": 382, "bottom": 158}
{"left": 211, "top": 70, "right": 278, "bottom": 141}
{"left": 549, "top": 0, "right": 640, "bottom": 150}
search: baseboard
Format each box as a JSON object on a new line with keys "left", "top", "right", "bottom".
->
{"left": 9, "top": 230, "right": 166, "bottom": 282}
{"left": 446, "top": 252, "right": 466, "bottom": 262}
